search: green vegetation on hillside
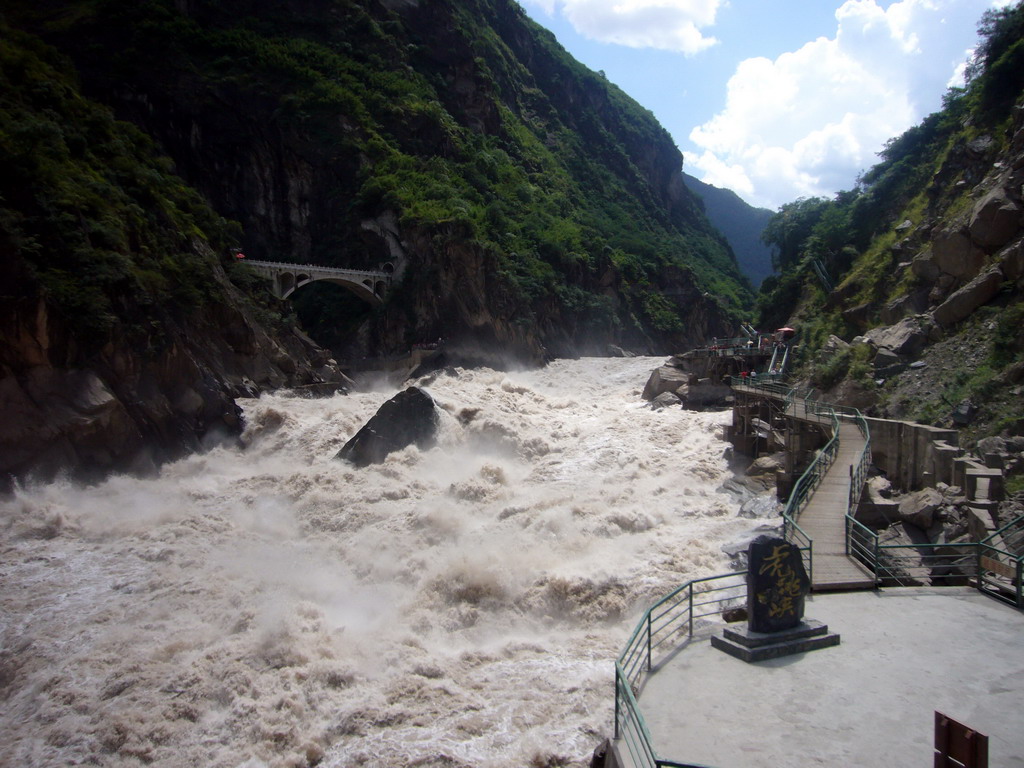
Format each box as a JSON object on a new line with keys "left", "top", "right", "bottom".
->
{"left": 7, "top": 0, "right": 750, "bottom": 353}
{"left": 753, "top": 4, "right": 1024, "bottom": 438}
{"left": 0, "top": 22, "right": 279, "bottom": 352}
{"left": 757, "top": 1, "right": 1024, "bottom": 366}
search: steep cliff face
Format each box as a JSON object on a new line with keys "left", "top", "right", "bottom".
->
{"left": 0, "top": 24, "right": 345, "bottom": 489}
{"left": 836, "top": 109, "right": 1024, "bottom": 435}
{"left": 1, "top": 0, "right": 751, "bottom": 486}
{"left": 13, "top": 0, "right": 747, "bottom": 362}
{"left": 0, "top": 260, "right": 340, "bottom": 489}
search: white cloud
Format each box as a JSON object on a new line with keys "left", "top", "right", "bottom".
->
{"left": 524, "top": 0, "right": 723, "bottom": 54}
{"left": 687, "top": 0, "right": 996, "bottom": 209}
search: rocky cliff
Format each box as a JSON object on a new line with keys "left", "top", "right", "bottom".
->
{"left": 0, "top": 260, "right": 343, "bottom": 489}
{"left": 757, "top": 4, "right": 1024, "bottom": 446}
{"left": 833, "top": 111, "right": 1024, "bottom": 436}
{"left": 0, "top": 24, "right": 345, "bottom": 490}
{"left": 10, "top": 0, "right": 748, "bottom": 363}
{"left": 2, "top": 0, "right": 752, "bottom": 488}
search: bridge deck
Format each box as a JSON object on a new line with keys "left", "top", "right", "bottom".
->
{"left": 242, "top": 259, "right": 390, "bottom": 281}
{"left": 240, "top": 258, "right": 390, "bottom": 302}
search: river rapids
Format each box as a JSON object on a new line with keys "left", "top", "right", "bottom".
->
{"left": 0, "top": 357, "right": 767, "bottom": 767}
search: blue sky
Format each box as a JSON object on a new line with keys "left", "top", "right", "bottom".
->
{"left": 519, "top": 0, "right": 1014, "bottom": 210}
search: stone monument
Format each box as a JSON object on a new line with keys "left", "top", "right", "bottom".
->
{"left": 711, "top": 535, "right": 840, "bottom": 662}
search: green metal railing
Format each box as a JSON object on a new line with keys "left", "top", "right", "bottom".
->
{"left": 846, "top": 515, "right": 879, "bottom": 575}
{"left": 733, "top": 379, "right": 791, "bottom": 399}
{"left": 733, "top": 378, "right": 873, "bottom": 579}
{"left": 614, "top": 376, "right": 1020, "bottom": 768}
{"left": 707, "top": 336, "right": 753, "bottom": 348}
{"left": 736, "top": 379, "right": 847, "bottom": 576}
{"left": 615, "top": 572, "right": 747, "bottom": 768}
{"left": 876, "top": 541, "right": 979, "bottom": 586}
{"left": 847, "top": 415, "right": 872, "bottom": 512}
{"left": 849, "top": 513, "right": 1024, "bottom": 602}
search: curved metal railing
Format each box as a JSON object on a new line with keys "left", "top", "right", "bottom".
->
{"left": 613, "top": 379, "right": 873, "bottom": 768}
{"left": 614, "top": 572, "right": 747, "bottom": 768}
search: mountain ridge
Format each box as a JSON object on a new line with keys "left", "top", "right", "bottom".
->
{"left": 18, "top": 0, "right": 751, "bottom": 359}
{"left": 683, "top": 173, "right": 774, "bottom": 287}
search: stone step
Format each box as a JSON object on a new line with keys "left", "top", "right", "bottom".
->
{"left": 711, "top": 619, "right": 841, "bottom": 662}
{"left": 721, "top": 619, "right": 830, "bottom": 648}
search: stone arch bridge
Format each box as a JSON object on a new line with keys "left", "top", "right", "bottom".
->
{"left": 242, "top": 259, "right": 392, "bottom": 304}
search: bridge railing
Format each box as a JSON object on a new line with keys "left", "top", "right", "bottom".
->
{"left": 241, "top": 258, "right": 390, "bottom": 278}
{"left": 876, "top": 541, "right": 979, "bottom": 587}
{"left": 780, "top": 410, "right": 838, "bottom": 577}
{"left": 850, "top": 511, "right": 1024, "bottom": 605}
{"left": 847, "top": 516, "right": 879, "bottom": 576}
{"left": 615, "top": 571, "right": 747, "bottom": 768}
{"left": 729, "top": 378, "right": 793, "bottom": 400}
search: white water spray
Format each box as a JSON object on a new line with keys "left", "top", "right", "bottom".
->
{"left": 0, "top": 358, "right": 764, "bottom": 767}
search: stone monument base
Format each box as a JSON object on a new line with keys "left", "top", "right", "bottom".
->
{"left": 710, "top": 619, "right": 840, "bottom": 663}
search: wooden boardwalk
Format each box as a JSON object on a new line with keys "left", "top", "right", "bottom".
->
{"left": 795, "top": 420, "right": 876, "bottom": 590}
{"left": 734, "top": 382, "right": 876, "bottom": 591}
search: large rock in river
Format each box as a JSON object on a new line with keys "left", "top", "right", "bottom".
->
{"left": 642, "top": 364, "right": 692, "bottom": 400}
{"left": 337, "top": 387, "right": 438, "bottom": 467}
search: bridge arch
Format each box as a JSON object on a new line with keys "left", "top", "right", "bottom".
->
{"left": 241, "top": 259, "right": 391, "bottom": 305}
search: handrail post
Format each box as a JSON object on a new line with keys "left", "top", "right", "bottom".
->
{"left": 688, "top": 584, "right": 694, "bottom": 636}
{"left": 1018, "top": 560, "right": 1023, "bottom": 608}
{"left": 646, "top": 613, "right": 652, "bottom": 671}
{"left": 614, "top": 671, "right": 620, "bottom": 739}
{"left": 975, "top": 544, "right": 982, "bottom": 595}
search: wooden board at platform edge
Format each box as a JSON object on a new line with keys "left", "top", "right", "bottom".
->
{"left": 980, "top": 554, "right": 1018, "bottom": 581}
{"left": 935, "top": 711, "right": 988, "bottom": 767}
{"left": 810, "top": 556, "right": 876, "bottom": 591}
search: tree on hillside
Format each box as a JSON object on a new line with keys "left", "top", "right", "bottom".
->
{"left": 966, "top": 1, "right": 1024, "bottom": 116}
{"left": 760, "top": 197, "right": 830, "bottom": 273}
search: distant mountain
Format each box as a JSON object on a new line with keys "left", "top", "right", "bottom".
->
{"left": 684, "top": 174, "right": 775, "bottom": 287}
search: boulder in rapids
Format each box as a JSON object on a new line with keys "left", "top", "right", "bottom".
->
{"left": 649, "top": 391, "right": 681, "bottom": 410}
{"left": 336, "top": 387, "right": 437, "bottom": 467}
{"left": 641, "top": 364, "right": 691, "bottom": 400}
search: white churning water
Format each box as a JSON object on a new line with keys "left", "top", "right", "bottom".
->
{"left": 0, "top": 357, "right": 761, "bottom": 768}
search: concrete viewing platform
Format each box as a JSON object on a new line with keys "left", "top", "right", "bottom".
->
{"left": 626, "top": 588, "right": 1024, "bottom": 768}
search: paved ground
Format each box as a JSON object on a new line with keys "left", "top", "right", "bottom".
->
{"left": 623, "top": 588, "right": 1024, "bottom": 768}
